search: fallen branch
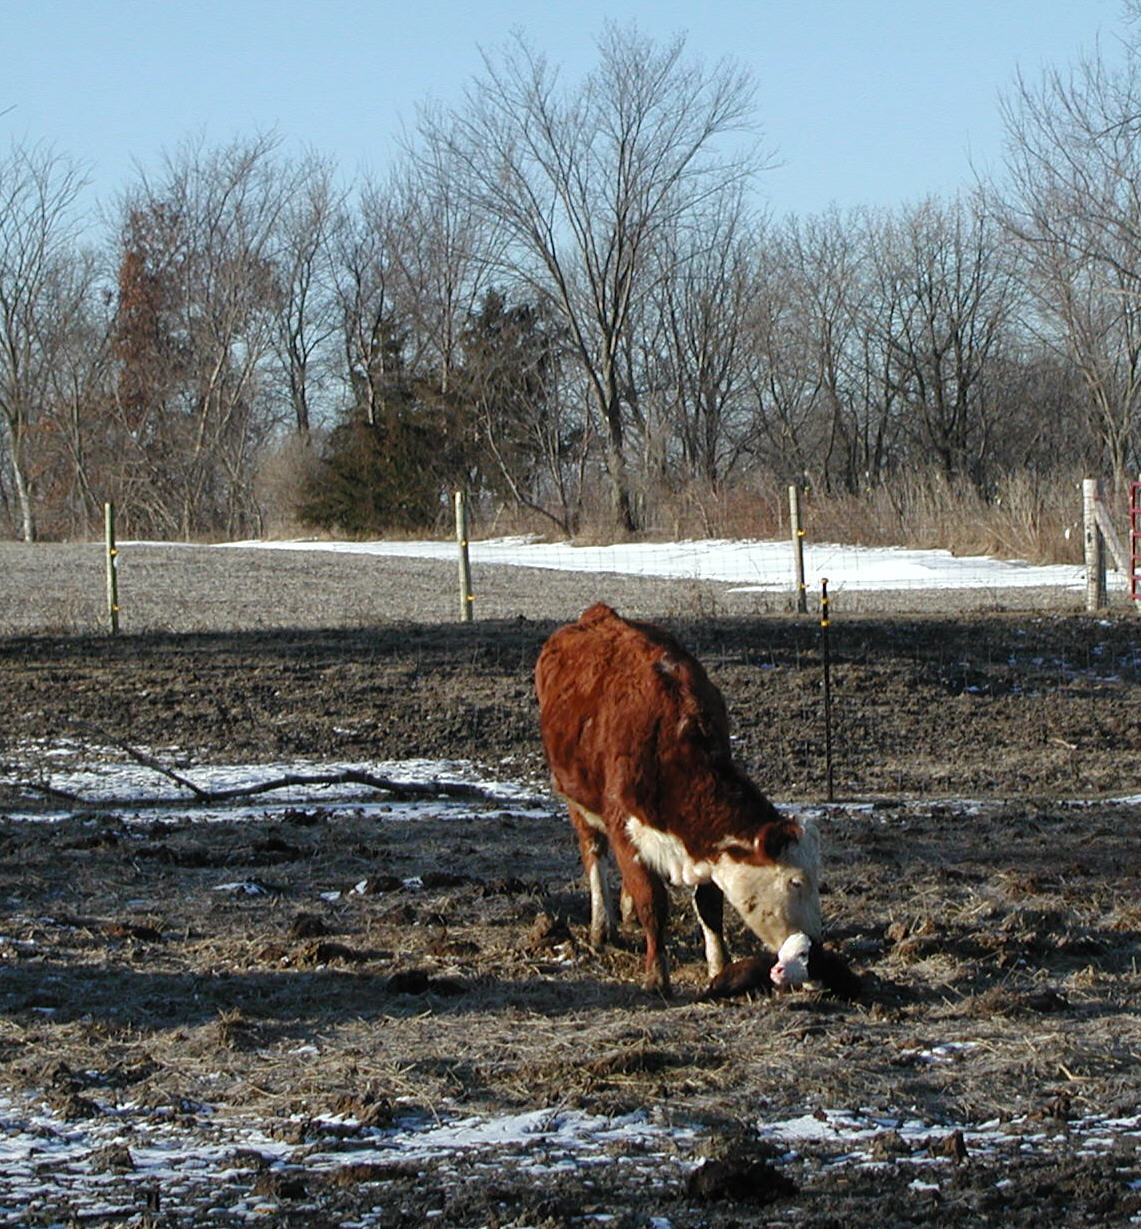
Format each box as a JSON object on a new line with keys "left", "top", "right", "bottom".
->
{"left": 155, "top": 767, "right": 496, "bottom": 804}
{"left": 69, "top": 722, "right": 211, "bottom": 798}
{"left": 1, "top": 766, "right": 528, "bottom": 811}
{"left": 1, "top": 725, "right": 545, "bottom": 812}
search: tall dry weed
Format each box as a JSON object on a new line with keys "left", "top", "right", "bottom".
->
{"left": 748, "top": 471, "right": 1084, "bottom": 565}
{"left": 253, "top": 449, "right": 1097, "bottom": 568}
{"left": 636, "top": 471, "right": 1086, "bottom": 565}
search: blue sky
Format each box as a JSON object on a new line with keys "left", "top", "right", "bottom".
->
{"left": 2, "top": 0, "right": 1128, "bottom": 224}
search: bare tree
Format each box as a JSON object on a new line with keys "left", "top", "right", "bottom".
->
{"left": 868, "top": 197, "right": 1017, "bottom": 488}
{"left": 460, "top": 288, "right": 586, "bottom": 534}
{"left": 330, "top": 180, "right": 403, "bottom": 429}
{"left": 0, "top": 142, "right": 90, "bottom": 540}
{"left": 999, "top": 51, "right": 1141, "bottom": 491}
{"left": 112, "top": 133, "right": 288, "bottom": 537}
{"left": 42, "top": 248, "right": 113, "bottom": 536}
{"left": 772, "top": 209, "right": 898, "bottom": 494}
{"left": 387, "top": 149, "right": 498, "bottom": 401}
{"left": 741, "top": 245, "right": 826, "bottom": 488}
{"left": 270, "top": 152, "right": 341, "bottom": 436}
{"left": 416, "top": 23, "right": 760, "bottom": 532}
{"left": 648, "top": 191, "right": 759, "bottom": 494}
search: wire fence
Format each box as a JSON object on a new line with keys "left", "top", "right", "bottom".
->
{"left": 0, "top": 531, "right": 1130, "bottom": 639}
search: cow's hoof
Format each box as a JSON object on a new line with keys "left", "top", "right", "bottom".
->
{"left": 641, "top": 972, "right": 671, "bottom": 997}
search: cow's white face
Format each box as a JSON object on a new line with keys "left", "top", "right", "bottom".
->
{"left": 627, "top": 813, "right": 823, "bottom": 954}
{"left": 712, "top": 827, "right": 821, "bottom": 953}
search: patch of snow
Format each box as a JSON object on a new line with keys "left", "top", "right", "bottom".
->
{"left": 9, "top": 744, "right": 1140, "bottom": 831}
{"left": 1, "top": 746, "right": 549, "bottom": 825}
{"left": 0, "top": 1095, "right": 698, "bottom": 1226}
{"left": 212, "top": 881, "right": 273, "bottom": 896}
{"left": 757, "top": 1106, "right": 1141, "bottom": 1173}
{"left": 2, "top": 1093, "right": 1138, "bottom": 1226}
{"left": 904, "top": 1041, "right": 979, "bottom": 1065}
{"left": 214, "top": 535, "right": 1120, "bottom": 594}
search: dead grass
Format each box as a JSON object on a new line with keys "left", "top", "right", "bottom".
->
{"left": 1, "top": 595, "right": 1140, "bottom": 1224}
{"left": 2, "top": 796, "right": 1137, "bottom": 1139}
{"left": 467, "top": 469, "right": 1091, "bottom": 568}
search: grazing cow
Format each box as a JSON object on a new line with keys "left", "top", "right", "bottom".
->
{"left": 535, "top": 602, "right": 822, "bottom": 995}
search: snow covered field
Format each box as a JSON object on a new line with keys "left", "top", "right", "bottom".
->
{"left": 223, "top": 534, "right": 1118, "bottom": 594}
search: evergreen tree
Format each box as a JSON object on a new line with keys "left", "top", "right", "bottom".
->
{"left": 299, "top": 314, "right": 452, "bottom": 532}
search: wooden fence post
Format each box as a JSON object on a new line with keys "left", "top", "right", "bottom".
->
{"left": 104, "top": 502, "right": 120, "bottom": 634}
{"left": 1131, "top": 479, "right": 1141, "bottom": 603}
{"left": 1083, "top": 478, "right": 1107, "bottom": 611}
{"left": 788, "top": 485, "right": 807, "bottom": 614}
{"left": 455, "top": 491, "right": 473, "bottom": 622}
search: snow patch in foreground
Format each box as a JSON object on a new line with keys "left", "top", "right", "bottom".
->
{"left": 760, "top": 1106, "right": 1141, "bottom": 1159}
{"left": 1, "top": 1092, "right": 1139, "bottom": 1227}
{"left": 0, "top": 1095, "right": 694, "bottom": 1226}
{"left": 2, "top": 744, "right": 548, "bottom": 824}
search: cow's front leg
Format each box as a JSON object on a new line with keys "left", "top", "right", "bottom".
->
{"left": 693, "top": 881, "right": 730, "bottom": 978}
{"left": 609, "top": 834, "right": 670, "bottom": 995}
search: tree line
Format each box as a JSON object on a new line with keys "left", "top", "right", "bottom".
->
{"left": 3, "top": 22, "right": 1141, "bottom": 544}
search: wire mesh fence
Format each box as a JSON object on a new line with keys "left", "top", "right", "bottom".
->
{"left": 0, "top": 533, "right": 1130, "bottom": 639}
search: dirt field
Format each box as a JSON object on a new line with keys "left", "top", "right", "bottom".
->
{"left": 1, "top": 543, "right": 1139, "bottom": 1226}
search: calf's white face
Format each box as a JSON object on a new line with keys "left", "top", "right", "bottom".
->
{"left": 770, "top": 930, "right": 813, "bottom": 988}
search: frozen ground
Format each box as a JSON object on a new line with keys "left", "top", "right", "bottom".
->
{"left": 1, "top": 546, "right": 1139, "bottom": 1224}
{"left": 2, "top": 742, "right": 1139, "bottom": 1226}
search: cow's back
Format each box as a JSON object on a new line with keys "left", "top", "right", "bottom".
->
{"left": 535, "top": 603, "right": 731, "bottom": 821}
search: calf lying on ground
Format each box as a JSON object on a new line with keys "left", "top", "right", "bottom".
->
{"left": 535, "top": 602, "right": 824, "bottom": 995}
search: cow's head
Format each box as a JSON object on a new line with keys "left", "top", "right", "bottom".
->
{"left": 713, "top": 818, "right": 822, "bottom": 956}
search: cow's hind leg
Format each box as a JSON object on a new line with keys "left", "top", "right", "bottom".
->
{"left": 569, "top": 805, "right": 617, "bottom": 949}
{"left": 693, "top": 882, "right": 730, "bottom": 979}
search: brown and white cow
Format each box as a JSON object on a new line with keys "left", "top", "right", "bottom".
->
{"left": 535, "top": 602, "right": 822, "bottom": 995}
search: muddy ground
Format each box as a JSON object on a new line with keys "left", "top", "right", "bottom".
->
{"left": 0, "top": 543, "right": 1139, "bottom": 1226}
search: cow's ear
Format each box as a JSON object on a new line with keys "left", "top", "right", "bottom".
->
{"left": 757, "top": 820, "right": 803, "bottom": 860}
